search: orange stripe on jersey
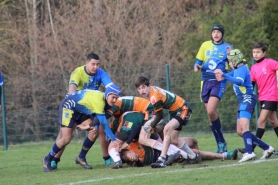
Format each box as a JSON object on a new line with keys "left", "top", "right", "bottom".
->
{"left": 180, "top": 105, "right": 188, "bottom": 120}
{"left": 149, "top": 86, "right": 185, "bottom": 112}
{"left": 133, "top": 97, "right": 151, "bottom": 113}
{"left": 127, "top": 142, "right": 146, "bottom": 163}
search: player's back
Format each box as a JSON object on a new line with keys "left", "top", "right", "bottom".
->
{"left": 68, "top": 89, "right": 106, "bottom": 114}
{"left": 107, "top": 96, "right": 154, "bottom": 116}
{"left": 149, "top": 86, "right": 185, "bottom": 112}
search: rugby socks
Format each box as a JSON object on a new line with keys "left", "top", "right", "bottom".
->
{"left": 168, "top": 144, "right": 189, "bottom": 159}
{"left": 274, "top": 126, "right": 278, "bottom": 137}
{"left": 210, "top": 125, "right": 219, "bottom": 146}
{"left": 242, "top": 131, "right": 253, "bottom": 154}
{"left": 179, "top": 141, "right": 196, "bottom": 158}
{"left": 158, "top": 155, "right": 167, "bottom": 162}
{"left": 251, "top": 132, "right": 269, "bottom": 150}
{"left": 109, "top": 148, "right": 121, "bottom": 162}
{"left": 103, "top": 156, "right": 111, "bottom": 161}
{"left": 78, "top": 137, "right": 95, "bottom": 158}
{"left": 47, "top": 143, "right": 62, "bottom": 161}
{"left": 212, "top": 117, "right": 225, "bottom": 143}
{"left": 252, "top": 128, "right": 265, "bottom": 150}
{"left": 256, "top": 128, "right": 265, "bottom": 139}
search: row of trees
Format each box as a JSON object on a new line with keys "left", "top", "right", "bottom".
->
{"left": 0, "top": 0, "right": 277, "bottom": 143}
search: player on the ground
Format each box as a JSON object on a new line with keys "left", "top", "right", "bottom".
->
{"left": 120, "top": 136, "right": 238, "bottom": 167}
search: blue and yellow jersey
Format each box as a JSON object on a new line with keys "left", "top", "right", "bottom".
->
{"left": 195, "top": 40, "right": 233, "bottom": 81}
{"left": 225, "top": 65, "right": 256, "bottom": 104}
{"left": 69, "top": 66, "right": 113, "bottom": 90}
{"left": 64, "top": 89, "right": 106, "bottom": 114}
{"left": 61, "top": 89, "right": 116, "bottom": 141}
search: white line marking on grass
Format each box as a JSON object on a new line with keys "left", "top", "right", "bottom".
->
{"left": 59, "top": 158, "right": 278, "bottom": 185}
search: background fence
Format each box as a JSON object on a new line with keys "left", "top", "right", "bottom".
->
{"left": 0, "top": 63, "right": 266, "bottom": 147}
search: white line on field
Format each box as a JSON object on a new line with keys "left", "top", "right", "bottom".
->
{"left": 59, "top": 158, "right": 278, "bottom": 185}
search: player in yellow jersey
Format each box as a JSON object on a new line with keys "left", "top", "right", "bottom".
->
{"left": 42, "top": 85, "right": 121, "bottom": 172}
{"left": 51, "top": 52, "right": 116, "bottom": 169}
{"left": 194, "top": 24, "right": 233, "bottom": 153}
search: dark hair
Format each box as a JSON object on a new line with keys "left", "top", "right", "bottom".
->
{"left": 86, "top": 52, "right": 100, "bottom": 61}
{"left": 252, "top": 42, "right": 267, "bottom": 52}
{"left": 135, "top": 76, "right": 150, "bottom": 88}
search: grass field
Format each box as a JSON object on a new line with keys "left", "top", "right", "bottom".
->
{"left": 1, "top": 131, "right": 277, "bottom": 185}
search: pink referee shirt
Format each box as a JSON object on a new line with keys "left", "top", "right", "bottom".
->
{"left": 250, "top": 58, "right": 278, "bottom": 101}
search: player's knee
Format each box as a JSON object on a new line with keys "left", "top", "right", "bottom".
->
{"left": 61, "top": 137, "right": 71, "bottom": 145}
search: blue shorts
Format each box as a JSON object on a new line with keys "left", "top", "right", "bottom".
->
{"left": 237, "top": 103, "right": 255, "bottom": 120}
{"left": 58, "top": 99, "right": 91, "bottom": 128}
{"left": 201, "top": 80, "right": 226, "bottom": 103}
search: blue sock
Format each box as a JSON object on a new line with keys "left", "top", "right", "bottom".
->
{"left": 242, "top": 131, "right": 253, "bottom": 154}
{"left": 212, "top": 117, "right": 225, "bottom": 143}
{"left": 79, "top": 137, "right": 95, "bottom": 158}
{"left": 251, "top": 133, "right": 269, "bottom": 150}
{"left": 210, "top": 125, "right": 219, "bottom": 146}
{"left": 47, "top": 143, "right": 61, "bottom": 161}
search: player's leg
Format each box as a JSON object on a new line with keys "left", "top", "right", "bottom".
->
{"left": 43, "top": 126, "right": 74, "bottom": 172}
{"left": 107, "top": 138, "right": 124, "bottom": 169}
{"left": 207, "top": 96, "right": 227, "bottom": 153}
{"left": 151, "top": 119, "right": 179, "bottom": 168}
{"left": 75, "top": 117, "right": 98, "bottom": 169}
{"left": 98, "top": 125, "right": 113, "bottom": 165}
{"left": 50, "top": 127, "right": 66, "bottom": 169}
{"left": 179, "top": 137, "right": 198, "bottom": 149}
{"left": 43, "top": 103, "right": 76, "bottom": 172}
{"left": 237, "top": 117, "right": 257, "bottom": 163}
{"left": 267, "top": 102, "right": 278, "bottom": 139}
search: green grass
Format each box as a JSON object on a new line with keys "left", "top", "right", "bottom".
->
{"left": 1, "top": 131, "right": 277, "bottom": 185}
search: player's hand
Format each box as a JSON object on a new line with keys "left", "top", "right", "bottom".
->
{"left": 112, "top": 141, "right": 121, "bottom": 152}
{"left": 194, "top": 64, "right": 202, "bottom": 72}
{"left": 226, "top": 46, "right": 232, "bottom": 53}
{"left": 120, "top": 142, "right": 129, "bottom": 150}
{"left": 214, "top": 69, "right": 224, "bottom": 81}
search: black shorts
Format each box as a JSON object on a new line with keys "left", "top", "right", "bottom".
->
{"left": 260, "top": 101, "right": 278, "bottom": 111}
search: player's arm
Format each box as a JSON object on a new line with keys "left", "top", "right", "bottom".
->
{"left": 222, "top": 71, "right": 244, "bottom": 86}
{"left": 194, "top": 42, "right": 206, "bottom": 71}
{"left": 194, "top": 59, "right": 203, "bottom": 71}
{"left": 99, "top": 68, "right": 113, "bottom": 87}
{"left": 68, "top": 84, "right": 77, "bottom": 94}
{"left": 95, "top": 114, "right": 116, "bottom": 141}
{"left": 125, "top": 125, "right": 142, "bottom": 145}
{"left": 150, "top": 110, "right": 163, "bottom": 128}
{"left": 67, "top": 68, "right": 80, "bottom": 97}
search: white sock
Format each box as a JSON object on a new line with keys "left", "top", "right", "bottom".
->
{"left": 179, "top": 141, "right": 196, "bottom": 158}
{"left": 168, "top": 144, "right": 189, "bottom": 159}
{"left": 108, "top": 148, "right": 121, "bottom": 162}
{"left": 158, "top": 155, "right": 167, "bottom": 162}
{"left": 222, "top": 152, "right": 227, "bottom": 160}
